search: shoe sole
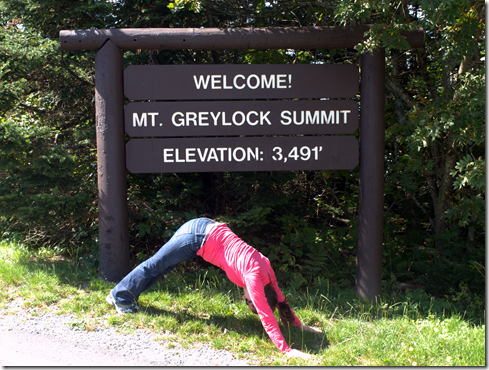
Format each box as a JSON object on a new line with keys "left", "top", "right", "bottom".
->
{"left": 106, "top": 292, "right": 126, "bottom": 315}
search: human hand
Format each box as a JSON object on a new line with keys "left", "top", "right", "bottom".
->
{"left": 285, "top": 349, "right": 313, "bottom": 360}
{"left": 301, "top": 325, "right": 323, "bottom": 334}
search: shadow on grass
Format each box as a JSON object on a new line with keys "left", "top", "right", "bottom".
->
{"left": 9, "top": 253, "right": 485, "bottom": 327}
{"left": 136, "top": 301, "right": 329, "bottom": 354}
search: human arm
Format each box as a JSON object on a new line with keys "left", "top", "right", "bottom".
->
{"left": 245, "top": 277, "right": 320, "bottom": 356}
{"left": 245, "top": 276, "right": 294, "bottom": 353}
{"left": 268, "top": 269, "right": 302, "bottom": 327}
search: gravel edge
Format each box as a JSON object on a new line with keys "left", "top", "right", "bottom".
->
{"left": 0, "top": 299, "right": 257, "bottom": 366}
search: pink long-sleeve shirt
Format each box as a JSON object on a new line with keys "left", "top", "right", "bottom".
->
{"left": 197, "top": 223, "right": 301, "bottom": 353}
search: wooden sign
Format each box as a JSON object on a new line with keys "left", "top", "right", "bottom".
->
{"left": 125, "top": 100, "right": 358, "bottom": 137}
{"left": 126, "top": 136, "right": 359, "bottom": 173}
{"left": 124, "top": 64, "right": 358, "bottom": 100}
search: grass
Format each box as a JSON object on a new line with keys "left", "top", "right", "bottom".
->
{"left": 0, "top": 241, "right": 485, "bottom": 366}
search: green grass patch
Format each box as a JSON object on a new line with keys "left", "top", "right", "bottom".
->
{"left": 0, "top": 241, "right": 485, "bottom": 366}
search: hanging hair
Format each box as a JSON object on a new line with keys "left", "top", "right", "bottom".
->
{"left": 264, "top": 283, "right": 278, "bottom": 311}
{"left": 247, "top": 283, "right": 295, "bottom": 328}
{"left": 247, "top": 283, "right": 278, "bottom": 315}
{"left": 277, "top": 300, "right": 295, "bottom": 327}
{"left": 263, "top": 283, "right": 296, "bottom": 327}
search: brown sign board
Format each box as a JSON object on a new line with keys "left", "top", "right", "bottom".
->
{"left": 124, "top": 64, "right": 358, "bottom": 101}
{"left": 126, "top": 136, "right": 358, "bottom": 173}
{"left": 125, "top": 100, "right": 358, "bottom": 137}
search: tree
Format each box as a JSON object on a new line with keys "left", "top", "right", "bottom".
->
{"left": 335, "top": 0, "right": 485, "bottom": 295}
{"left": 0, "top": 19, "right": 99, "bottom": 249}
{"left": 336, "top": 0, "right": 485, "bottom": 243}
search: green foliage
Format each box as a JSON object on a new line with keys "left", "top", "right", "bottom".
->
{"left": 1, "top": 0, "right": 115, "bottom": 38}
{"left": 0, "top": 23, "right": 97, "bottom": 250}
{"left": 168, "top": 0, "right": 204, "bottom": 14}
{"left": 336, "top": 0, "right": 485, "bottom": 296}
{"left": 0, "top": 117, "right": 94, "bottom": 246}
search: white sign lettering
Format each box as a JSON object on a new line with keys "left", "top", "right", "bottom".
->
{"left": 193, "top": 74, "right": 292, "bottom": 90}
{"left": 132, "top": 112, "right": 159, "bottom": 127}
{"left": 171, "top": 110, "right": 272, "bottom": 127}
{"left": 163, "top": 147, "right": 263, "bottom": 163}
{"left": 280, "top": 110, "right": 351, "bottom": 125}
{"left": 125, "top": 101, "right": 358, "bottom": 137}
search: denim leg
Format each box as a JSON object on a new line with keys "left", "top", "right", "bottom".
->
{"left": 111, "top": 218, "right": 214, "bottom": 304}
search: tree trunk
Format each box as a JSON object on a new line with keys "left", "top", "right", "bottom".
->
{"left": 426, "top": 132, "right": 458, "bottom": 250}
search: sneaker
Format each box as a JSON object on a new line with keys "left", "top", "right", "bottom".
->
{"left": 106, "top": 291, "right": 139, "bottom": 314}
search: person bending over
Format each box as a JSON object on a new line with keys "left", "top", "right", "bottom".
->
{"left": 106, "top": 218, "right": 322, "bottom": 359}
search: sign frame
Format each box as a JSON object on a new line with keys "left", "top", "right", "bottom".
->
{"left": 59, "top": 26, "right": 424, "bottom": 301}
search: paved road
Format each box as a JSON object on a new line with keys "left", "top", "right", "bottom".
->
{"left": 0, "top": 305, "right": 253, "bottom": 367}
{"left": 0, "top": 326, "right": 154, "bottom": 367}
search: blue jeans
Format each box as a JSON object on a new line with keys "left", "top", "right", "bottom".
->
{"left": 111, "top": 217, "right": 215, "bottom": 304}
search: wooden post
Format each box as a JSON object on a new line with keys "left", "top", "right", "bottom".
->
{"left": 95, "top": 40, "right": 130, "bottom": 282}
{"left": 356, "top": 49, "right": 386, "bottom": 300}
